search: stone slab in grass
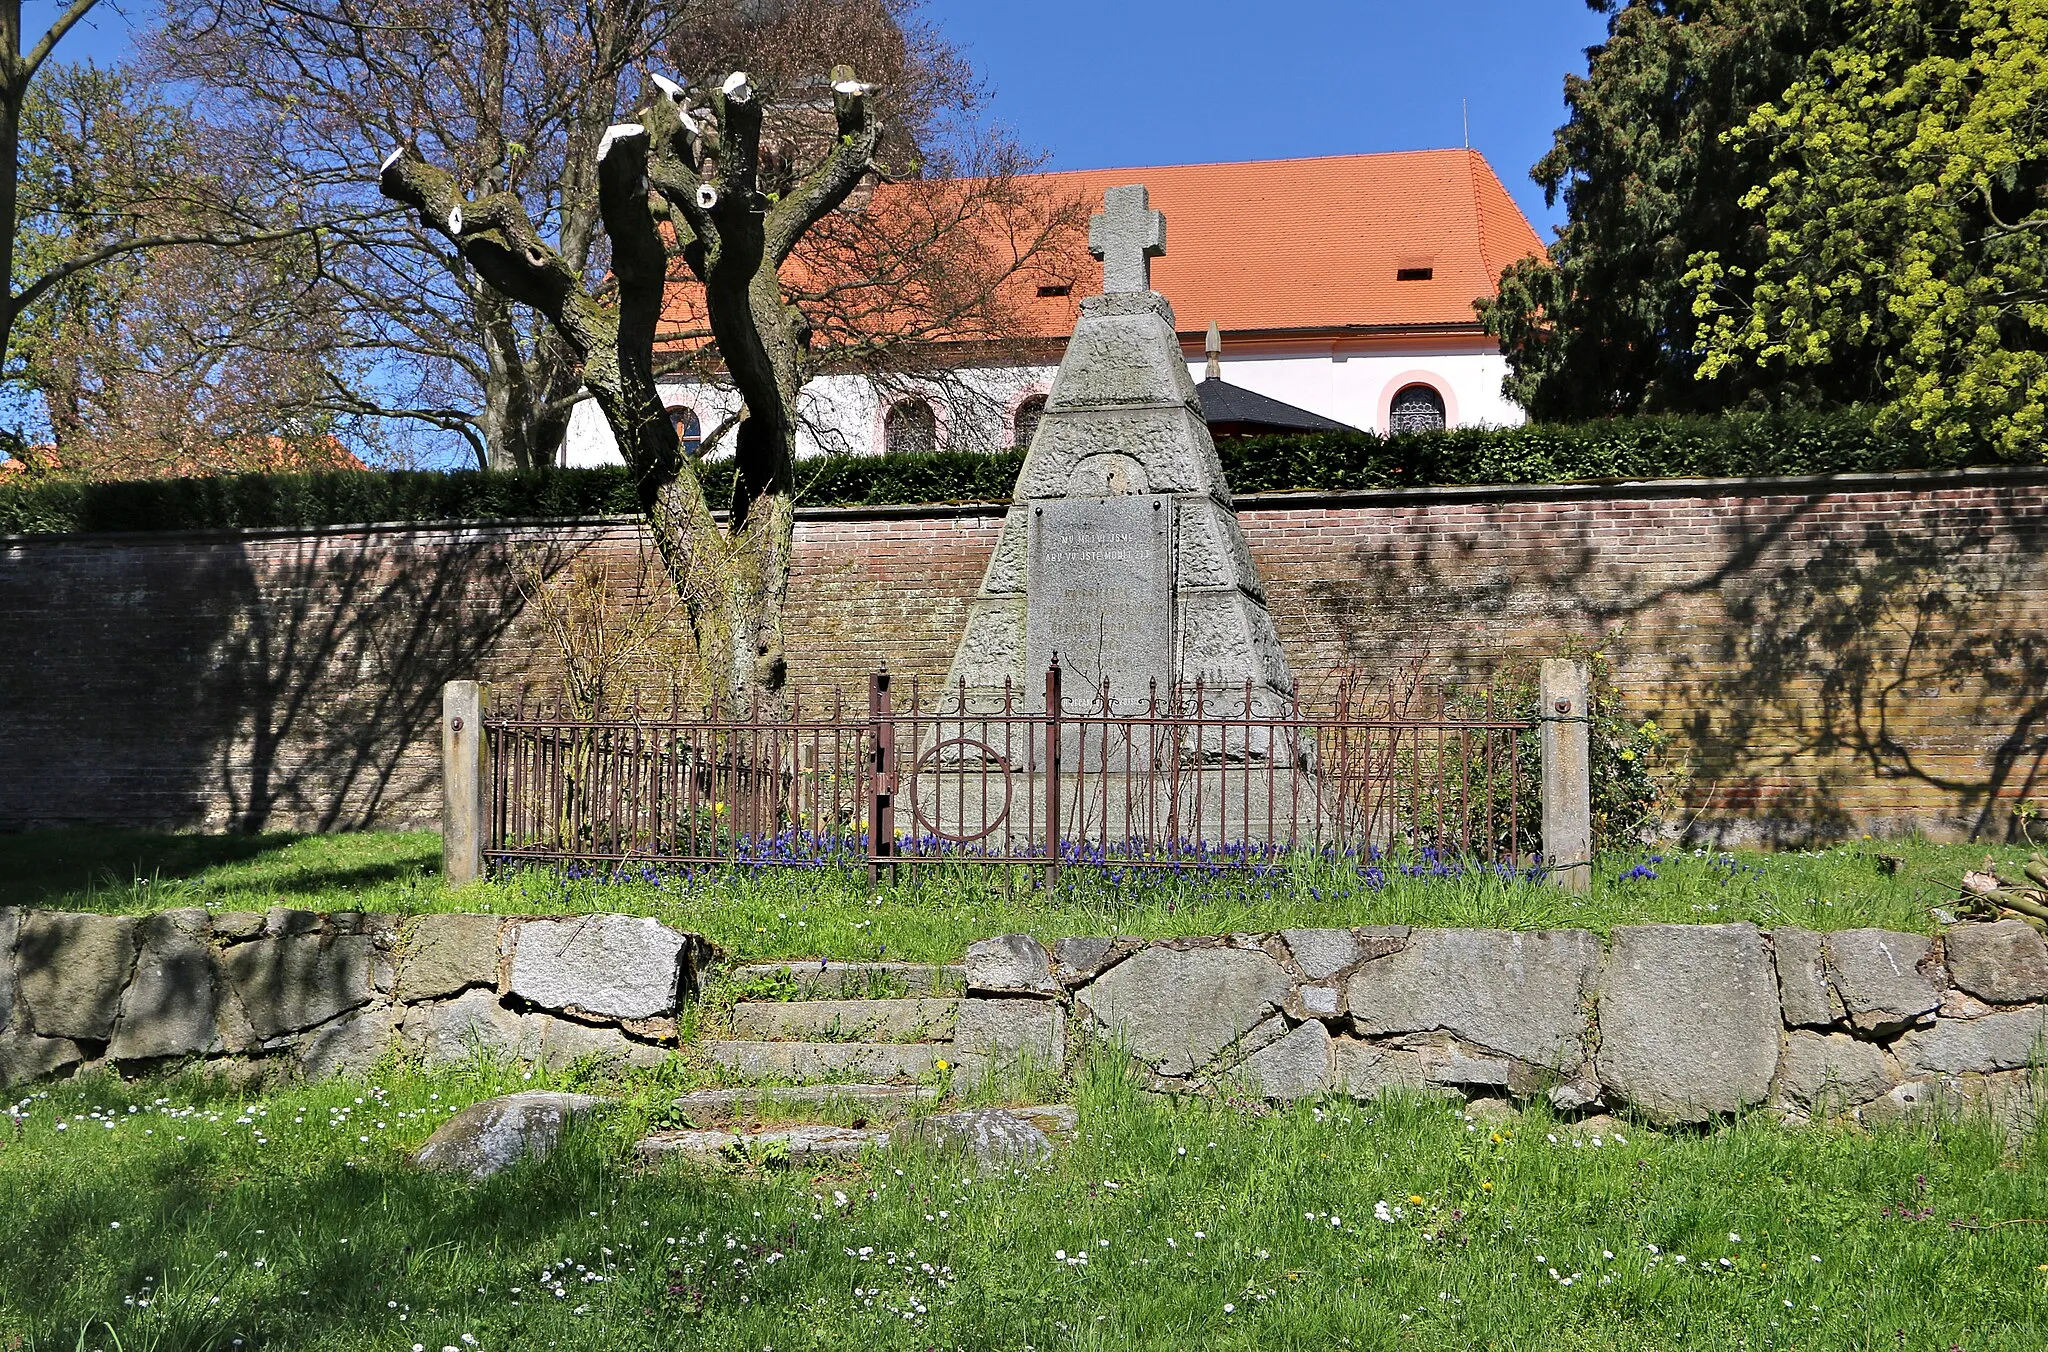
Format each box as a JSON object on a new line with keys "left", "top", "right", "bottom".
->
{"left": 395, "top": 915, "right": 503, "bottom": 1003}
{"left": 1077, "top": 944, "right": 1290, "bottom": 1078}
{"left": 708, "top": 1039, "right": 944, "bottom": 1081}
{"left": 1944, "top": 921, "right": 2048, "bottom": 1005}
{"left": 1825, "top": 929, "right": 1939, "bottom": 1036}
{"left": 219, "top": 932, "right": 374, "bottom": 1039}
{"left": 1345, "top": 928, "right": 1596, "bottom": 1071}
{"left": 895, "top": 1108, "right": 1056, "bottom": 1174}
{"left": 17, "top": 912, "right": 137, "bottom": 1042}
{"left": 731, "top": 998, "right": 958, "bottom": 1043}
{"left": 413, "top": 1091, "right": 609, "bottom": 1180}
{"left": 507, "top": 915, "right": 686, "bottom": 1020}
{"left": 108, "top": 909, "right": 218, "bottom": 1062}
{"left": 1772, "top": 1031, "right": 1896, "bottom": 1117}
{"left": 638, "top": 1124, "right": 884, "bottom": 1164}
{"left": 953, "top": 997, "right": 1064, "bottom": 1067}
{"left": 1893, "top": 1007, "right": 2048, "bottom": 1075}
{"left": 1596, "top": 923, "right": 1780, "bottom": 1125}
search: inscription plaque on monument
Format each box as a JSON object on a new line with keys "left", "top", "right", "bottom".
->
{"left": 1026, "top": 494, "right": 1174, "bottom": 712}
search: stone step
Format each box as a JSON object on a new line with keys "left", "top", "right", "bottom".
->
{"left": 732, "top": 961, "right": 964, "bottom": 998}
{"left": 706, "top": 1039, "right": 949, "bottom": 1083}
{"left": 636, "top": 1105, "right": 1081, "bottom": 1167}
{"left": 674, "top": 1083, "right": 942, "bottom": 1123}
{"left": 729, "top": 998, "right": 957, "bottom": 1042}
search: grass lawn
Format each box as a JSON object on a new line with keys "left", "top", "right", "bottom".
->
{"left": 0, "top": 827, "right": 2030, "bottom": 964}
{"left": 3, "top": 1056, "right": 2045, "bottom": 1351}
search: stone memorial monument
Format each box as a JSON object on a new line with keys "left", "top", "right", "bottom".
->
{"left": 943, "top": 184, "right": 1296, "bottom": 718}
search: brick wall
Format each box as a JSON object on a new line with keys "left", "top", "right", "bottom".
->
{"left": 3, "top": 468, "right": 2043, "bottom": 842}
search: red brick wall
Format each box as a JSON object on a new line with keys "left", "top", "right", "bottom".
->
{"left": 4, "top": 470, "right": 2043, "bottom": 842}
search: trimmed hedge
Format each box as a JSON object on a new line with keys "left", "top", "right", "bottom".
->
{"left": 0, "top": 409, "right": 2027, "bottom": 536}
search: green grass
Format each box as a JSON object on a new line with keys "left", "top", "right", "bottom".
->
{"left": 0, "top": 827, "right": 2032, "bottom": 964}
{"left": 3, "top": 1056, "right": 2045, "bottom": 1350}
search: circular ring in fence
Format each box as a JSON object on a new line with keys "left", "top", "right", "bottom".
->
{"left": 908, "top": 737, "right": 1014, "bottom": 845}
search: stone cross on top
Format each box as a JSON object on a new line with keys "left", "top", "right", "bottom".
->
{"left": 1088, "top": 183, "right": 1166, "bottom": 294}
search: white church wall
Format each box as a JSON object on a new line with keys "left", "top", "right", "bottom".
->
{"left": 557, "top": 340, "right": 1522, "bottom": 467}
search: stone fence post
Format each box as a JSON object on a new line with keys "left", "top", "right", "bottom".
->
{"left": 442, "top": 680, "right": 488, "bottom": 886}
{"left": 1538, "top": 659, "right": 1592, "bottom": 894}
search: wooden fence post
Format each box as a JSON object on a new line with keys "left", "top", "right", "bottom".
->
{"left": 1538, "top": 659, "right": 1592, "bottom": 894}
{"left": 442, "top": 680, "right": 488, "bottom": 886}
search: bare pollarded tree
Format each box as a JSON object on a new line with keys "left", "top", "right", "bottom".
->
{"left": 383, "top": 67, "right": 882, "bottom": 713}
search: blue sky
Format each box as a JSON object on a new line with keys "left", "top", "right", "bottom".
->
{"left": 39, "top": 1, "right": 1611, "bottom": 238}
{"left": 928, "top": 1, "right": 1612, "bottom": 237}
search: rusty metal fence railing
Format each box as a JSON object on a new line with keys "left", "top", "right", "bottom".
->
{"left": 481, "top": 662, "right": 1535, "bottom": 879}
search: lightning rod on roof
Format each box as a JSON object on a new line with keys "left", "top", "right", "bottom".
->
{"left": 1463, "top": 99, "right": 1469, "bottom": 149}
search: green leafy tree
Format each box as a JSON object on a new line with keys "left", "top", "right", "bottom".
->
{"left": 1691, "top": 0, "right": 2048, "bottom": 458}
{"left": 1480, "top": 0, "right": 1864, "bottom": 420}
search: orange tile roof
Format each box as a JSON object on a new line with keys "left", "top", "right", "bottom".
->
{"left": 659, "top": 149, "right": 1544, "bottom": 348}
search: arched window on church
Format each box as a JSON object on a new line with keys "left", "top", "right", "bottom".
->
{"left": 884, "top": 398, "right": 937, "bottom": 456}
{"left": 668, "top": 405, "right": 702, "bottom": 457}
{"left": 1012, "top": 393, "right": 1048, "bottom": 449}
{"left": 1388, "top": 383, "right": 1447, "bottom": 435}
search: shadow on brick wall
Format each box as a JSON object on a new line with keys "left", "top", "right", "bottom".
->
{"left": 1278, "top": 489, "right": 2048, "bottom": 844}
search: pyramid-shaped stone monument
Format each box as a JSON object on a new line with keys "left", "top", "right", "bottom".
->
{"left": 943, "top": 184, "right": 1296, "bottom": 717}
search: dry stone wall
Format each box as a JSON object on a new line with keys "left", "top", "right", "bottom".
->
{"left": 0, "top": 907, "right": 713, "bottom": 1089}
{"left": 959, "top": 922, "right": 2048, "bottom": 1129}
{"left": 7, "top": 909, "right": 2048, "bottom": 1138}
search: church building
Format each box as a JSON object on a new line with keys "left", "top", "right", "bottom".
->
{"left": 561, "top": 148, "right": 1544, "bottom": 466}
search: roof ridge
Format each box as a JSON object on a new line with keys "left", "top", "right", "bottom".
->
{"left": 1466, "top": 149, "right": 1496, "bottom": 285}
{"left": 1030, "top": 147, "right": 1477, "bottom": 178}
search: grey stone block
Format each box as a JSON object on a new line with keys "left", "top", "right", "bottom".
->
{"left": 534, "top": 1016, "right": 668, "bottom": 1071}
{"left": 1330, "top": 1040, "right": 1450, "bottom": 1102}
{"left": 1772, "top": 1031, "right": 1896, "bottom": 1116}
{"left": 395, "top": 915, "right": 502, "bottom": 1003}
{"left": 212, "top": 912, "right": 264, "bottom": 940}
{"left": 1240, "top": 1019, "right": 1331, "bottom": 1101}
{"left": 0, "top": 1031, "right": 84, "bottom": 1087}
{"left": 731, "top": 998, "right": 957, "bottom": 1043}
{"left": 895, "top": 1108, "right": 1055, "bottom": 1174}
{"left": 1772, "top": 927, "right": 1840, "bottom": 1029}
{"left": 1281, "top": 928, "right": 1364, "bottom": 980}
{"left": 953, "top": 997, "right": 1065, "bottom": 1067}
{"left": 1287, "top": 983, "right": 1342, "bottom": 1020}
{"left": 964, "top": 933, "right": 1056, "bottom": 995}
{"left": 639, "top": 1124, "right": 885, "bottom": 1164}
{"left": 413, "top": 1091, "right": 608, "bottom": 1180}
{"left": 1595, "top": 924, "right": 1781, "bottom": 1125}
{"left": 401, "top": 988, "right": 534, "bottom": 1067}
{"left": 108, "top": 909, "right": 218, "bottom": 1062}
{"left": 1893, "top": 1007, "right": 2048, "bottom": 1075}
{"left": 1346, "top": 928, "right": 1596, "bottom": 1070}
{"left": 1078, "top": 944, "right": 1290, "bottom": 1077}
{"left": 707, "top": 1040, "right": 945, "bottom": 1082}
{"left": 1825, "top": 929, "right": 1940, "bottom": 1035}
{"left": 1052, "top": 937, "right": 1116, "bottom": 985}
{"left": 265, "top": 908, "right": 322, "bottom": 936}
{"left": 1944, "top": 921, "right": 2048, "bottom": 1005}
{"left": 219, "top": 932, "right": 373, "bottom": 1039}
{"left": 298, "top": 1004, "right": 397, "bottom": 1080}
{"left": 17, "top": 913, "right": 137, "bottom": 1042}
{"left": 506, "top": 915, "right": 685, "bottom": 1020}
{"left": 673, "top": 1084, "right": 941, "bottom": 1123}
{"left": 0, "top": 907, "right": 18, "bottom": 1034}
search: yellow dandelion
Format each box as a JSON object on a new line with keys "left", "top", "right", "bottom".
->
{"left": 1407, "top": 1194, "right": 1425, "bottom": 1206}
{"left": 935, "top": 1058, "right": 950, "bottom": 1071}
{"left": 1481, "top": 1181, "right": 1493, "bottom": 1192}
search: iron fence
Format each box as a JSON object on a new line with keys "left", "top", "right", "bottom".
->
{"left": 482, "top": 662, "right": 1534, "bottom": 878}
